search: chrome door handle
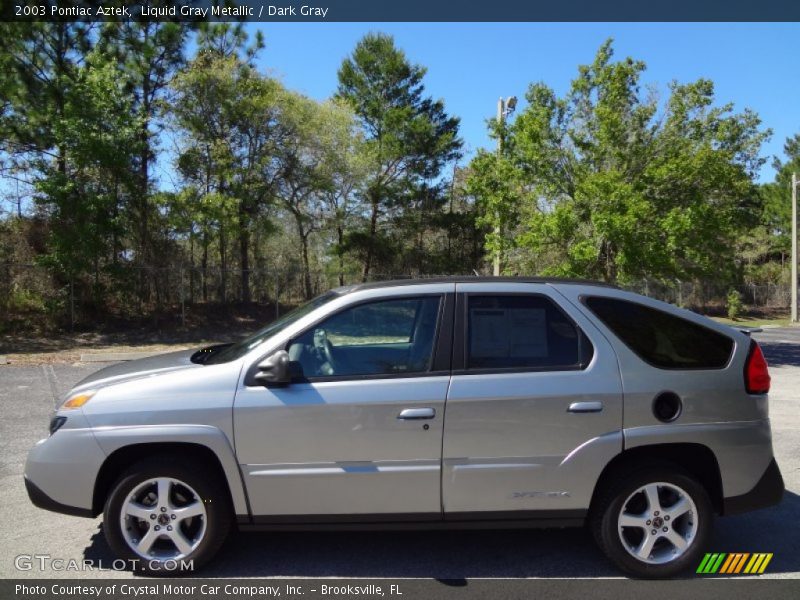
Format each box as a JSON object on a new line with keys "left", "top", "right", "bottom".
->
{"left": 398, "top": 407, "right": 436, "bottom": 420}
{"left": 568, "top": 401, "right": 603, "bottom": 413}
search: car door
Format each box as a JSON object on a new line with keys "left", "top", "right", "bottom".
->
{"left": 234, "top": 288, "right": 454, "bottom": 521}
{"left": 442, "top": 282, "right": 623, "bottom": 519}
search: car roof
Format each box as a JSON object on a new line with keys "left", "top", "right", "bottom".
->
{"left": 332, "top": 276, "right": 618, "bottom": 294}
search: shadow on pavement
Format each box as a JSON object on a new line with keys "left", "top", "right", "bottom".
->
{"left": 759, "top": 343, "right": 800, "bottom": 368}
{"left": 81, "top": 493, "right": 800, "bottom": 578}
{"left": 711, "top": 490, "right": 800, "bottom": 575}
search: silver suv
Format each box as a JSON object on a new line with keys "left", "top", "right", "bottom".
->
{"left": 25, "top": 278, "right": 783, "bottom": 577}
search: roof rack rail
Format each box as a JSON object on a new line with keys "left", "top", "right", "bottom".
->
{"left": 336, "top": 275, "right": 618, "bottom": 293}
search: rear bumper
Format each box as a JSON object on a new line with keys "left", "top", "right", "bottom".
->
{"left": 723, "top": 457, "right": 784, "bottom": 515}
{"left": 24, "top": 477, "right": 94, "bottom": 518}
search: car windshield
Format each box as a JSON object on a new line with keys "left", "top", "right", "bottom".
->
{"left": 204, "top": 291, "right": 340, "bottom": 364}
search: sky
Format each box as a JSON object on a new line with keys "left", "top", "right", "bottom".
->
{"left": 243, "top": 22, "right": 800, "bottom": 183}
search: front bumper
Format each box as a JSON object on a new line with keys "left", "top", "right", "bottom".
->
{"left": 723, "top": 457, "right": 784, "bottom": 515}
{"left": 24, "top": 421, "right": 107, "bottom": 518}
{"left": 24, "top": 477, "right": 93, "bottom": 518}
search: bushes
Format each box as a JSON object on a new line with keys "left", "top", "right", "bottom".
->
{"left": 5, "top": 286, "right": 46, "bottom": 313}
{"left": 726, "top": 289, "right": 744, "bottom": 321}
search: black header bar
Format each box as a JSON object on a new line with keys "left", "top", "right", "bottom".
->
{"left": 3, "top": 0, "right": 800, "bottom": 23}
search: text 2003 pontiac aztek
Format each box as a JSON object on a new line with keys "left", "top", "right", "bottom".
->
{"left": 25, "top": 277, "right": 784, "bottom": 577}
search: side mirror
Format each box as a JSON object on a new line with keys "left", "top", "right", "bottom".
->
{"left": 254, "top": 350, "right": 294, "bottom": 385}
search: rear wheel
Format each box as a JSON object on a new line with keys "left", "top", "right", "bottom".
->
{"left": 103, "top": 457, "right": 231, "bottom": 575}
{"left": 592, "top": 466, "right": 713, "bottom": 578}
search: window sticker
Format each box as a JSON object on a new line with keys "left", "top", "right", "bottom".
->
{"left": 470, "top": 308, "right": 548, "bottom": 358}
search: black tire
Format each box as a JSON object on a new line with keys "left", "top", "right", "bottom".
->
{"left": 103, "top": 456, "right": 231, "bottom": 576}
{"left": 591, "top": 465, "right": 713, "bottom": 578}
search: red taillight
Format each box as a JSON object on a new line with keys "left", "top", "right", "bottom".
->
{"left": 744, "top": 340, "right": 770, "bottom": 394}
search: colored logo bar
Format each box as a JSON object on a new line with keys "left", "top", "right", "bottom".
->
{"left": 697, "top": 553, "right": 773, "bottom": 574}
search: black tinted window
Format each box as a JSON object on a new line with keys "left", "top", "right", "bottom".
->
{"left": 289, "top": 296, "right": 441, "bottom": 378}
{"left": 466, "top": 295, "right": 593, "bottom": 370}
{"left": 584, "top": 296, "right": 733, "bottom": 369}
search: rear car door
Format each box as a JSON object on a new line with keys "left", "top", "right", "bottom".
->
{"left": 234, "top": 286, "right": 454, "bottom": 521}
{"left": 442, "top": 282, "right": 623, "bottom": 519}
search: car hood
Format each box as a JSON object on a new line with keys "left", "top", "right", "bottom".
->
{"left": 67, "top": 349, "right": 201, "bottom": 399}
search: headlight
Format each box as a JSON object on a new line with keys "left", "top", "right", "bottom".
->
{"left": 62, "top": 389, "right": 96, "bottom": 409}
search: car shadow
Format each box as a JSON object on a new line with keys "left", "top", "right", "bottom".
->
{"left": 759, "top": 342, "right": 800, "bottom": 368}
{"left": 82, "top": 491, "right": 800, "bottom": 578}
{"left": 709, "top": 490, "right": 800, "bottom": 575}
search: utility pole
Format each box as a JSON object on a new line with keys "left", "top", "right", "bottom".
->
{"left": 792, "top": 172, "right": 798, "bottom": 323}
{"left": 494, "top": 95, "right": 517, "bottom": 276}
{"left": 493, "top": 98, "right": 503, "bottom": 276}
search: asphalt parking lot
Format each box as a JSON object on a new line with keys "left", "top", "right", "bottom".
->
{"left": 1, "top": 329, "right": 799, "bottom": 580}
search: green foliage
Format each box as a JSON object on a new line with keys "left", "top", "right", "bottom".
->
{"left": 35, "top": 53, "right": 139, "bottom": 278}
{"left": 6, "top": 286, "right": 46, "bottom": 313}
{"left": 0, "top": 24, "right": 482, "bottom": 329}
{"left": 726, "top": 289, "right": 744, "bottom": 320}
{"left": 171, "top": 44, "right": 286, "bottom": 300}
{"left": 336, "top": 33, "right": 463, "bottom": 279}
{"left": 0, "top": 22, "right": 93, "bottom": 157}
{"left": 97, "top": 19, "right": 194, "bottom": 275}
{"left": 759, "top": 133, "right": 800, "bottom": 257}
{"left": 467, "top": 40, "right": 770, "bottom": 283}
{"left": 195, "top": 22, "right": 264, "bottom": 62}
{"left": 8, "top": 26, "right": 787, "bottom": 332}
{"left": 466, "top": 151, "right": 521, "bottom": 272}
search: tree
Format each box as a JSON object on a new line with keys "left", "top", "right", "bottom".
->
{"left": 468, "top": 40, "right": 770, "bottom": 283}
{"left": 35, "top": 54, "right": 138, "bottom": 287}
{"left": 272, "top": 97, "right": 371, "bottom": 297}
{"left": 98, "top": 20, "right": 192, "bottom": 298}
{"left": 172, "top": 47, "right": 284, "bottom": 302}
{"left": 336, "top": 33, "right": 462, "bottom": 280}
{"left": 466, "top": 149, "right": 522, "bottom": 274}
{"left": 314, "top": 101, "right": 371, "bottom": 286}
{"left": 0, "top": 22, "right": 94, "bottom": 168}
{"left": 274, "top": 95, "right": 351, "bottom": 298}
{"left": 0, "top": 23, "right": 138, "bottom": 313}
{"left": 195, "top": 22, "right": 264, "bottom": 63}
{"left": 760, "top": 134, "right": 800, "bottom": 258}
{"left": 0, "top": 21, "right": 95, "bottom": 235}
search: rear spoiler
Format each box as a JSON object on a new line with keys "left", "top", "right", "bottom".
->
{"left": 736, "top": 327, "right": 763, "bottom": 336}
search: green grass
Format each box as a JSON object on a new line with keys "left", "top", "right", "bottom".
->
{"left": 709, "top": 316, "right": 793, "bottom": 328}
{"left": 328, "top": 334, "right": 409, "bottom": 346}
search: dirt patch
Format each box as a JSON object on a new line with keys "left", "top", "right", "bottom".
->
{"left": 1, "top": 344, "right": 197, "bottom": 366}
{"left": 0, "top": 303, "right": 293, "bottom": 365}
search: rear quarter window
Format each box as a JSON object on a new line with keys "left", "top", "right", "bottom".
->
{"left": 583, "top": 296, "right": 733, "bottom": 370}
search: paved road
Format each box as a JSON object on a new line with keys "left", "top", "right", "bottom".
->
{"left": 1, "top": 329, "right": 799, "bottom": 580}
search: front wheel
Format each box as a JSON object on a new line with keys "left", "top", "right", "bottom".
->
{"left": 592, "top": 466, "right": 713, "bottom": 578}
{"left": 103, "top": 457, "right": 231, "bottom": 575}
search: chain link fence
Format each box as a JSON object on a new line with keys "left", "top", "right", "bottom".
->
{"left": 0, "top": 262, "right": 794, "bottom": 332}
{"left": 622, "top": 280, "right": 792, "bottom": 313}
{"left": 0, "top": 263, "right": 474, "bottom": 331}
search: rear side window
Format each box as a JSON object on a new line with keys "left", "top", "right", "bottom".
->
{"left": 584, "top": 296, "right": 733, "bottom": 369}
{"left": 466, "top": 295, "right": 594, "bottom": 371}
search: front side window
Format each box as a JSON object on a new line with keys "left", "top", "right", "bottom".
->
{"left": 584, "top": 296, "right": 734, "bottom": 369}
{"left": 288, "top": 296, "right": 441, "bottom": 378}
{"left": 466, "top": 295, "right": 593, "bottom": 371}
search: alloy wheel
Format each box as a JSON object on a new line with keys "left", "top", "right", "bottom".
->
{"left": 617, "top": 481, "right": 698, "bottom": 565}
{"left": 119, "top": 477, "right": 207, "bottom": 561}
